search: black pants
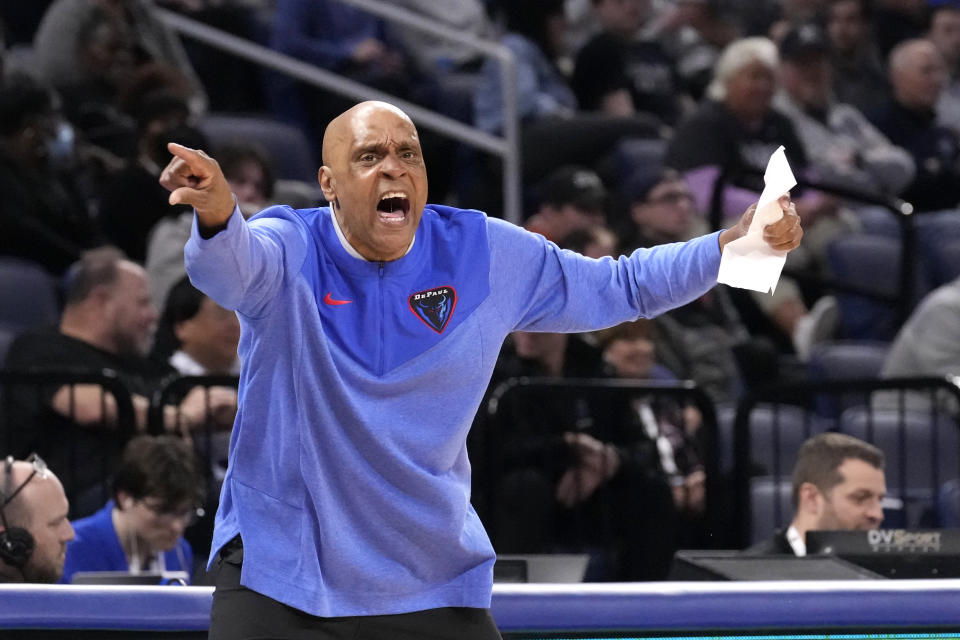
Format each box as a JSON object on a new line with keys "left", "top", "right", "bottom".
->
{"left": 209, "top": 538, "right": 502, "bottom": 640}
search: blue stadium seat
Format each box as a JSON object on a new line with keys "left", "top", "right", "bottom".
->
{"left": 839, "top": 407, "right": 960, "bottom": 526}
{"left": 827, "top": 234, "right": 927, "bottom": 341}
{"left": 806, "top": 341, "right": 890, "bottom": 417}
{"left": 197, "top": 113, "right": 318, "bottom": 182}
{"left": 0, "top": 257, "right": 59, "bottom": 333}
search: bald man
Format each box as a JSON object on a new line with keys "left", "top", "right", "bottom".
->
{"left": 0, "top": 456, "right": 74, "bottom": 583}
{"left": 869, "top": 38, "right": 960, "bottom": 212}
{"left": 160, "top": 100, "right": 803, "bottom": 639}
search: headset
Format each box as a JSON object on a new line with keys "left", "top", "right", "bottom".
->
{"left": 0, "top": 455, "right": 37, "bottom": 572}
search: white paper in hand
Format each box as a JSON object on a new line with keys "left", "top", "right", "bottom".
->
{"left": 717, "top": 145, "right": 796, "bottom": 294}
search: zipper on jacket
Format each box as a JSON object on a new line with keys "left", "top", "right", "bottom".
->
{"left": 378, "top": 261, "right": 385, "bottom": 375}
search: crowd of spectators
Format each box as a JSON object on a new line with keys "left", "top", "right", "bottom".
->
{"left": 2, "top": 0, "right": 960, "bottom": 583}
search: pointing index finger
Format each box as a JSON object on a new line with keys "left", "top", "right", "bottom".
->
{"left": 167, "top": 142, "right": 211, "bottom": 173}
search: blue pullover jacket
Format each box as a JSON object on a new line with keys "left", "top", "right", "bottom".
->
{"left": 185, "top": 203, "right": 721, "bottom": 616}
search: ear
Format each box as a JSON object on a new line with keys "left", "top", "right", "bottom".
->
{"left": 116, "top": 491, "right": 133, "bottom": 510}
{"left": 318, "top": 166, "right": 336, "bottom": 205}
{"left": 173, "top": 319, "right": 192, "bottom": 345}
{"left": 797, "top": 482, "right": 823, "bottom": 515}
{"left": 630, "top": 201, "right": 647, "bottom": 226}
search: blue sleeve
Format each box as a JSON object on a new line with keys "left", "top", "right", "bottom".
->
{"left": 487, "top": 218, "right": 722, "bottom": 333}
{"left": 183, "top": 206, "right": 309, "bottom": 318}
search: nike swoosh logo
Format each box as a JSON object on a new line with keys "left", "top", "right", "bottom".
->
{"left": 323, "top": 292, "right": 352, "bottom": 306}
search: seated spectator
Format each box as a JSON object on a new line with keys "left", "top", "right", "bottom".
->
{"left": 154, "top": 0, "right": 267, "bottom": 113}
{"left": 268, "top": 0, "right": 416, "bottom": 147}
{"left": 0, "top": 74, "right": 101, "bottom": 275}
{"left": 33, "top": 0, "right": 207, "bottom": 115}
{"left": 474, "top": 0, "right": 576, "bottom": 136}
{"left": 869, "top": 38, "right": 960, "bottom": 212}
{"left": 744, "top": 432, "right": 885, "bottom": 555}
{"left": 655, "top": 0, "right": 741, "bottom": 101}
{"left": 154, "top": 277, "right": 241, "bottom": 377}
{"left": 665, "top": 36, "right": 830, "bottom": 230}
{"left": 97, "top": 91, "right": 207, "bottom": 263}
{"left": 474, "top": 0, "right": 662, "bottom": 188}
{"left": 825, "top": 0, "right": 891, "bottom": 115}
{"left": 146, "top": 142, "right": 276, "bottom": 308}
{"left": 619, "top": 167, "right": 702, "bottom": 251}
{"left": 487, "top": 330, "right": 677, "bottom": 580}
{"left": 929, "top": 3, "right": 960, "bottom": 134}
{"left": 882, "top": 274, "right": 960, "bottom": 381}
{"left": 774, "top": 21, "right": 915, "bottom": 198}
{"left": 571, "top": 0, "right": 688, "bottom": 124}
{"left": 560, "top": 225, "right": 619, "bottom": 259}
{"left": 47, "top": 4, "right": 137, "bottom": 155}
{"left": 3, "top": 247, "right": 235, "bottom": 515}
{"left": 61, "top": 435, "right": 203, "bottom": 583}
{"left": 593, "top": 320, "right": 707, "bottom": 539}
{"left": 151, "top": 276, "right": 239, "bottom": 553}
{"left": 0, "top": 454, "right": 74, "bottom": 583}
{"left": 393, "top": 0, "right": 492, "bottom": 74}
{"left": 619, "top": 168, "right": 819, "bottom": 397}
{"left": 524, "top": 165, "right": 608, "bottom": 244}
{"left": 873, "top": 0, "right": 931, "bottom": 60}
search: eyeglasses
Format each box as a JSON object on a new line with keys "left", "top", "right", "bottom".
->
{"left": 2, "top": 453, "right": 48, "bottom": 509}
{"left": 137, "top": 499, "right": 204, "bottom": 526}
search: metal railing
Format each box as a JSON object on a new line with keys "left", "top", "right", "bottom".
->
{"left": 707, "top": 167, "right": 918, "bottom": 330}
{"left": 154, "top": 3, "right": 523, "bottom": 223}
{"left": 0, "top": 369, "right": 137, "bottom": 516}
{"left": 481, "top": 377, "right": 729, "bottom": 563}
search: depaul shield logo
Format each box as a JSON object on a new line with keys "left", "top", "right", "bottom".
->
{"left": 408, "top": 286, "right": 457, "bottom": 333}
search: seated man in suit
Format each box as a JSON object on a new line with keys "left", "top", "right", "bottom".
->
{"left": 746, "top": 432, "right": 886, "bottom": 555}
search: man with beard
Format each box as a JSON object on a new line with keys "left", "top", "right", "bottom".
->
{"left": 746, "top": 433, "right": 886, "bottom": 555}
{"left": 3, "top": 247, "right": 234, "bottom": 517}
{"left": 0, "top": 455, "right": 74, "bottom": 583}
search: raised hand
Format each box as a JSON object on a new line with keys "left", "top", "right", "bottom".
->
{"left": 718, "top": 194, "right": 804, "bottom": 252}
{"left": 159, "top": 142, "right": 235, "bottom": 230}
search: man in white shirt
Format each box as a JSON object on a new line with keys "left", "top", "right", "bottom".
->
{"left": 745, "top": 433, "right": 886, "bottom": 556}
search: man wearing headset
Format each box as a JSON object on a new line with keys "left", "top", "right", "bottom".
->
{"left": 0, "top": 454, "right": 74, "bottom": 583}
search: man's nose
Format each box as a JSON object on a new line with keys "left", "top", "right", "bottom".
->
{"left": 380, "top": 152, "right": 405, "bottom": 177}
{"left": 866, "top": 499, "right": 884, "bottom": 524}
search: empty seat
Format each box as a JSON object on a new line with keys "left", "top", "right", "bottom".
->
{"left": 807, "top": 341, "right": 890, "bottom": 417}
{"left": 0, "top": 257, "right": 59, "bottom": 332}
{"left": 827, "top": 234, "right": 927, "bottom": 341}
{"left": 839, "top": 407, "right": 960, "bottom": 526}
{"left": 736, "top": 404, "right": 826, "bottom": 478}
{"left": 749, "top": 476, "right": 792, "bottom": 545}
{"left": 198, "top": 113, "right": 318, "bottom": 182}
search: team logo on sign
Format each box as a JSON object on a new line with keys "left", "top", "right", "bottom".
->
{"left": 408, "top": 286, "right": 457, "bottom": 333}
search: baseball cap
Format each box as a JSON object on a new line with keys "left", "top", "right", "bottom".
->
{"left": 779, "top": 22, "right": 830, "bottom": 61}
{"left": 537, "top": 165, "right": 608, "bottom": 210}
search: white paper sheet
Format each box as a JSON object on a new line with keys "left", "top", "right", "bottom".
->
{"left": 716, "top": 145, "right": 797, "bottom": 294}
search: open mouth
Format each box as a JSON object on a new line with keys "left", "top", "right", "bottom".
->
{"left": 377, "top": 193, "right": 410, "bottom": 222}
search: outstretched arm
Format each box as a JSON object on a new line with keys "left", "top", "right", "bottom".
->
{"left": 159, "top": 143, "right": 236, "bottom": 235}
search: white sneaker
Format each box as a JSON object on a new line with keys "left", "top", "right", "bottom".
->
{"left": 793, "top": 295, "right": 840, "bottom": 361}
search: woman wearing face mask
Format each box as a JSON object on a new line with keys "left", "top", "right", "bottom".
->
{"left": 0, "top": 74, "right": 101, "bottom": 275}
